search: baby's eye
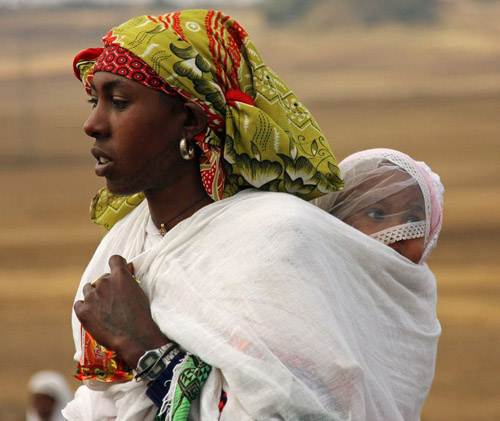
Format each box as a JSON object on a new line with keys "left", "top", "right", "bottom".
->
{"left": 406, "top": 215, "right": 423, "bottom": 223}
{"left": 365, "top": 209, "right": 385, "bottom": 220}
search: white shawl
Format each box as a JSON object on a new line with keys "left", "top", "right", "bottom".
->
{"left": 63, "top": 190, "right": 440, "bottom": 420}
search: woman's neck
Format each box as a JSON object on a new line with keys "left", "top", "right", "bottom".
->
{"left": 145, "top": 171, "right": 213, "bottom": 233}
{"left": 150, "top": 194, "right": 212, "bottom": 234}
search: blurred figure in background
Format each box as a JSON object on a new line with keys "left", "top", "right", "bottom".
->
{"left": 27, "top": 370, "right": 72, "bottom": 421}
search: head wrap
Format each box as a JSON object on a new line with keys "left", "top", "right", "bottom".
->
{"left": 73, "top": 10, "right": 342, "bottom": 229}
{"left": 312, "top": 148, "right": 444, "bottom": 263}
{"left": 27, "top": 370, "right": 73, "bottom": 421}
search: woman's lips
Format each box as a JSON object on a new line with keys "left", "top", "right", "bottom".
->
{"left": 91, "top": 148, "right": 113, "bottom": 177}
{"left": 95, "top": 157, "right": 113, "bottom": 177}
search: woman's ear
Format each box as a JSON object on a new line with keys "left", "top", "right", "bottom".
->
{"left": 184, "top": 102, "right": 208, "bottom": 140}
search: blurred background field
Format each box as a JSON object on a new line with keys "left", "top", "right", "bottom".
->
{"left": 0, "top": 0, "right": 499, "bottom": 419}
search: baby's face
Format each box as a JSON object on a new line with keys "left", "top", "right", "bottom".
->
{"left": 344, "top": 184, "right": 425, "bottom": 263}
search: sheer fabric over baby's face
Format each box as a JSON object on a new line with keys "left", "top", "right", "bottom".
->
{"left": 313, "top": 149, "right": 444, "bottom": 263}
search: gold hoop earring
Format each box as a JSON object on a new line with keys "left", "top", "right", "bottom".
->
{"left": 179, "top": 138, "right": 195, "bottom": 160}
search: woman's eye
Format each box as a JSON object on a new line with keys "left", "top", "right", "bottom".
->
{"left": 365, "top": 209, "right": 385, "bottom": 220}
{"left": 112, "top": 98, "right": 128, "bottom": 109}
{"left": 87, "top": 98, "right": 98, "bottom": 108}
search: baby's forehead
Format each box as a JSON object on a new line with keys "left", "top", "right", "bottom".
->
{"left": 352, "top": 166, "right": 424, "bottom": 207}
{"left": 387, "top": 184, "right": 425, "bottom": 207}
{"left": 352, "top": 165, "right": 414, "bottom": 192}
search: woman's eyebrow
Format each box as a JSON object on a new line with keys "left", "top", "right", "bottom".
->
{"left": 90, "top": 79, "right": 132, "bottom": 93}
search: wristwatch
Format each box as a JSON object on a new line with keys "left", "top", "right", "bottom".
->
{"left": 135, "top": 342, "right": 179, "bottom": 382}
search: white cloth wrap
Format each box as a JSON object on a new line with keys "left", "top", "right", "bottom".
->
{"left": 62, "top": 190, "right": 440, "bottom": 421}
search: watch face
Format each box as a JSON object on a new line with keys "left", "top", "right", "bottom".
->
{"left": 138, "top": 350, "right": 161, "bottom": 371}
{"left": 149, "top": 362, "right": 166, "bottom": 379}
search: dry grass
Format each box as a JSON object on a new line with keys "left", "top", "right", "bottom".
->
{"left": 1, "top": 3, "right": 499, "bottom": 419}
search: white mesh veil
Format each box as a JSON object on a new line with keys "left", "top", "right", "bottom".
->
{"left": 312, "top": 148, "right": 444, "bottom": 263}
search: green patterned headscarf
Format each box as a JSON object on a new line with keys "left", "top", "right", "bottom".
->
{"left": 74, "top": 10, "right": 342, "bottom": 229}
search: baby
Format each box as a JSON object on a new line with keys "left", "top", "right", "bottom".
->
{"left": 312, "top": 148, "right": 444, "bottom": 264}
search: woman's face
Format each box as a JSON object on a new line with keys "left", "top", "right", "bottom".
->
{"left": 84, "top": 71, "right": 187, "bottom": 196}
{"left": 344, "top": 183, "right": 425, "bottom": 264}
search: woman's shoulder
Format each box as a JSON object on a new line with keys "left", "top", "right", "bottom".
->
{"left": 225, "top": 189, "right": 323, "bottom": 219}
{"left": 214, "top": 190, "right": 340, "bottom": 241}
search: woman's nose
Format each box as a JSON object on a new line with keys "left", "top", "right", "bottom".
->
{"left": 83, "top": 105, "right": 107, "bottom": 139}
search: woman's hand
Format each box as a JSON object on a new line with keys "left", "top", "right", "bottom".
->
{"left": 74, "top": 255, "right": 169, "bottom": 368}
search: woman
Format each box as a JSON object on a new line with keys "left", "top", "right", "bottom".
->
{"left": 312, "top": 148, "right": 444, "bottom": 264}
{"left": 64, "top": 10, "right": 439, "bottom": 421}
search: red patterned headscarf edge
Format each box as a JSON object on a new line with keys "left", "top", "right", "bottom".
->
{"left": 73, "top": 46, "right": 178, "bottom": 96}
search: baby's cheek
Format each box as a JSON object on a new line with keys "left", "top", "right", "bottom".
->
{"left": 405, "top": 237, "right": 425, "bottom": 264}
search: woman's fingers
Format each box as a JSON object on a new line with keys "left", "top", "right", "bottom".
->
{"left": 127, "top": 262, "right": 135, "bottom": 275}
{"left": 73, "top": 299, "right": 84, "bottom": 316}
{"left": 109, "top": 255, "right": 128, "bottom": 272}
